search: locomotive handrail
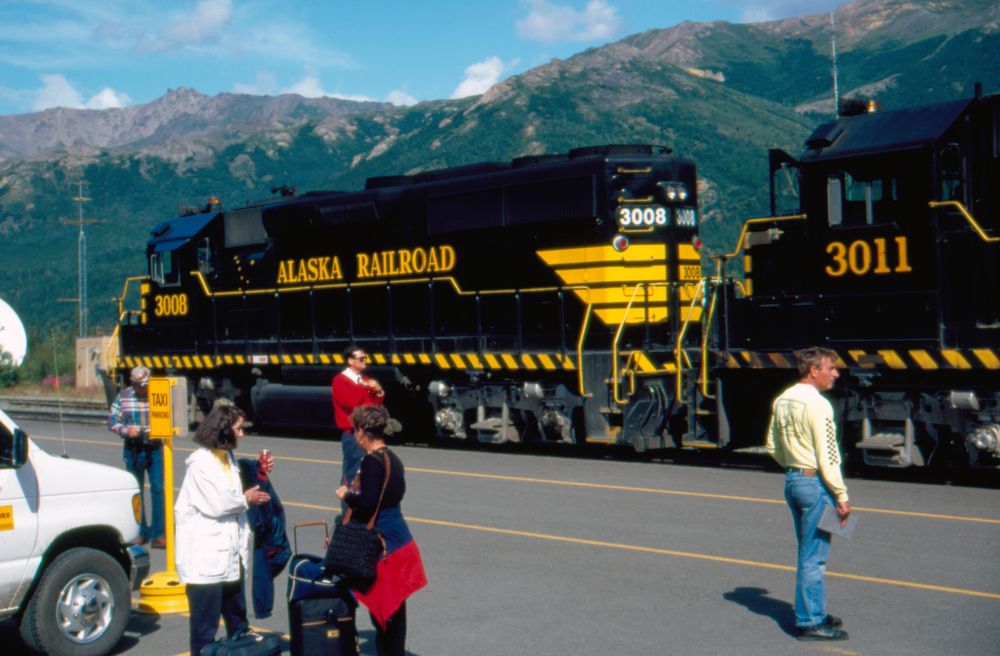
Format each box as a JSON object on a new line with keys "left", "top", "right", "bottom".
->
{"left": 700, "top": 282, "right": 719, "bottom": 400}
{"left": 116, "top": 276, "right": 147, "bottom": 320}
{"left": 190, "top": 269, "right": 571, "bottom": 298}
{"left": 575, "top": 302, "right": 595, "bottom": 398}
{"left": 928, "top": 200, "right": 1000, "bottom": 243}
{"left": 611, "top": 285, "right": 644, "bottom": 405}
{"left": 105, "top": 321, "right": 122, "bottom": 372}
{"left": 675, "top": 279, "right": 707, "bottom": 403}
{"left": 717, "top": 213, "right": 807, "bottom": 260}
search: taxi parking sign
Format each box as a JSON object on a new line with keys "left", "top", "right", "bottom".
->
{"left": 148, "top": 377, "right": 188, "bottom": 439}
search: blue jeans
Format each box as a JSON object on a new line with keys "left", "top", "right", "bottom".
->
{"left": 784, "top": 471, "right": 834, "bottom": 628}
{"left": 341, "top": 430, "right": 365, "bottom": 486}
{"left": 123, "top": 445, "right": 165, "bottom": 540}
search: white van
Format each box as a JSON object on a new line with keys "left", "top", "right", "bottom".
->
{"left": 0, "top": 408, "right": 150, "bottom": 656}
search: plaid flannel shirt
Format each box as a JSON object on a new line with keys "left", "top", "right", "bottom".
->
{"left": 108, "top": 386, "right": 150, "bottom": 439}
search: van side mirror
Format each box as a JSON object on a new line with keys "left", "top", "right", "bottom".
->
{"left": 0, "top": 426, "right": 29, "bottom": 468}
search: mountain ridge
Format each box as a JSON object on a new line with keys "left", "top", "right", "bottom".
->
{"left": 0, "top": 87, "right": 391, "bottom": 158}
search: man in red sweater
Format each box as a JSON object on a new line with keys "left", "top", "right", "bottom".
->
{"left": 332, "top": 344, "right": 384, "bottom": 484}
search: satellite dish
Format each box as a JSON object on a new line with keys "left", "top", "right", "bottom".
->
{"left": 0, "top": 297, "right": 28, "bottom": 366}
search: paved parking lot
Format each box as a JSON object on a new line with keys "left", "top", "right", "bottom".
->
{"left": 5, "top": 420, "right": 999, "bottom": 655}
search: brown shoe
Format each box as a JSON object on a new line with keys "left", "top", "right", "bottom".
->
{"left": 133, "top": 535, "right": 148, "bottom": 546}
{"left": 151, "top": 536, "right": 167, "bottom": 549}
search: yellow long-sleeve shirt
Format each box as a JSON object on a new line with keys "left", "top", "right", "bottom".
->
{"left": 765, "top": 382, "right": 849, "bottom": 502}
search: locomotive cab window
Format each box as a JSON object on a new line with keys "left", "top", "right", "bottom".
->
{"left": 196, "top": 239, "right": 213, "bottom": 274}
{"left": 938, "top": 143, "right": 967, "bottom": 204}
{"left": 827, "top": 170, "right": 898, "bottom": 227}
{"left": 150, "top": 250, "right": 180, "bottom": 286}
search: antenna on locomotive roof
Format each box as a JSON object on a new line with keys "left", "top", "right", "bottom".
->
{"left": 831, "top": 11, "right": 840, "bottom": 119}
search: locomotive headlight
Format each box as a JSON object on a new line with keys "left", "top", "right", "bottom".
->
{"left": 523, "top": 382, "right": 545, "bottom": 399}
{"left": 429, "top": 380, "right": 451, "bottom": 398}
{"left": 658, "top": 182, "right": 689, "bottom": 203}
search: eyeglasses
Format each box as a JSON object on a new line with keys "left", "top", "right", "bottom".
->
{"left": 351, "top": 354, "right": 368, "bottom": 362}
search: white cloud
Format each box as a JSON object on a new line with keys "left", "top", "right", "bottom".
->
{"left": 450, "top": 56, "right": 507, "bottom": 99}
{"left": 735, "top": 1, "right": 846, "bottom": 23}
{"left": 142, "top": 0, "right": 235, "bottom": 52}
{"left": 30, "top": 74, "right": 130, "bottom": 112}
{"left": 516, "top": 0, "right": 623, "bottom": 44}
{"left": 86, "top": 87, "right": 131, "bottom": 109}
{"left": 233, "top": 71, "right": 374, "bottom": 102}
{"left": 233, "top": 71, "right": 279, "bottom": 96}
{"left": 284, "top": 75, "right": 373, "bottom": 102}
{"left": 387, "top": 90, "right": 418, "bottom": 107}
{"left": 32, "top": 74, "right": 82, "bottom": 111}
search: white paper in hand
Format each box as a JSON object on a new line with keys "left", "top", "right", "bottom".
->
{"left": 819, "top": 504, "right": 857, "bottom": 539}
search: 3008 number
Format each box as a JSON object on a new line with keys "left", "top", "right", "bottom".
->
{"left": 154, "top": 293, "right": 189, "bottom": 317}
{"left": 618, "top": 206, "right": 668, "bottom": 227}
{"left": 825, "top": 236, "right": 913, "bottom": 277}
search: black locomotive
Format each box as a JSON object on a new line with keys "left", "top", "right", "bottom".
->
{"left": 115, "top": 86, "right": 1000, "bottom": 472}
{"left": 720, "top": 84, "right": 1000, "bottom": 471}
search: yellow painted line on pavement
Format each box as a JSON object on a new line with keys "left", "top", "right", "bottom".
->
{"left": 807, "top": 647, "right": 860, "bottom": 656}
{"left": 280, "top": 498, "right": 1000, "bottom": 601}
{"left": 400, "top": 468, "right": 1000, "bottom": 526}
{"left": 31, "top": 435, "right": 1000, "bottom": 525}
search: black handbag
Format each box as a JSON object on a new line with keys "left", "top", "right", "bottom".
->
{"left": 323, "top": 451, "right": 391, "bottom": 581}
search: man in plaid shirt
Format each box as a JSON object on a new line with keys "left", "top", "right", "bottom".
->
{"left": 108, "top": 366, "right": 165, "bottom": 547}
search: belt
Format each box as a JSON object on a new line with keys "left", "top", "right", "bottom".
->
{"left": 788, "top": 467, "right": 816, "bottom": 476}
{"left": 126, "top": 440, "right": 161, "bottom": 450}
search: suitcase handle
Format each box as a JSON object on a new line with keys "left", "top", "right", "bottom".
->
{"left": 293, "top": 520, "right": 329, "bottom": 553}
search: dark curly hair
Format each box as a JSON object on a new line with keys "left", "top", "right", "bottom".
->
{"left": 350, "top": 405, "right": 388, "bottom": 440}
{"left": 193, "top": 404, "right": 246, "bottom": 450}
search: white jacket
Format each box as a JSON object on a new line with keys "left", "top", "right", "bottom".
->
{"left": 174, "top": 447, "right": 250, "bottom": 584}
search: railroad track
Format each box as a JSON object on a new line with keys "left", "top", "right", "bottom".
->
{"left": 0, "top": 395, "right": 108, "bottom": 424}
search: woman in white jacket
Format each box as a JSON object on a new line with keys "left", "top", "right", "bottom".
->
{"left": 175, "top": 404, "right": 270, "bottom": 655}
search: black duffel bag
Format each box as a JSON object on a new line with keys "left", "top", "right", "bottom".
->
{"left": 323, "top": 452, "right": 390, "bottom": 581}
{"left": 199, "top": 630, "right": 282, "bottom": 656}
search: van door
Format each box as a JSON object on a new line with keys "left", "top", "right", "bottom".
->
{"left": 0, "top": 424, "right": 39, "bottom": 614}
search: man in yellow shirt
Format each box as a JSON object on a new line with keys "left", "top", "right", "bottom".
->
{"left": 766, "top": 347, "right": 851, "bottom": 641}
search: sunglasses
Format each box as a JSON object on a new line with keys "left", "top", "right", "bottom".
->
{"left": 351, "top": 354, "right": 368, "bottom": 362}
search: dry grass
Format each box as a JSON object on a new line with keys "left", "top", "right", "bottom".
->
{"left": 1, "top": 383, "right": 108, "bottom": 400}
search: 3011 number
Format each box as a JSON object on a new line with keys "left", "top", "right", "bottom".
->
{"left": 825, "top": 236, "right": 913, "bottom": 277}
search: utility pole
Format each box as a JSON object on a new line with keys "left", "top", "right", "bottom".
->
{"left": 59, "top": 181, "right": 103, "bottom": 337}
{"left": 831, "top": 11, "right": 840, "bottom": 118}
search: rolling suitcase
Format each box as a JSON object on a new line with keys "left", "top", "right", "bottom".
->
{"left": 199, "top": 630, "right": 283, "bottom": 656}
{"left": 287, "top": 521, "right": 359, "bottom": 656}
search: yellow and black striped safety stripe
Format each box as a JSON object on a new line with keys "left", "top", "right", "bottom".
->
{"left": 115, "top": 349, "right": 692, "bottom": 377}
{"left": 723, "top": 348, "right": 1000, "bottom": 371}
{"left": 537, "top": 243, "right": 702, "bottom": 326}
{"left": 118, "top": 351, "right": 580, "bottom": 373}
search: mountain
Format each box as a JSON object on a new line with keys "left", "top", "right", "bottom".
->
{"left": 1, "top": 0, "right": 998, "bottom": 335}
{"left": 0, "top": 88, "right": 390, "bottom": 158}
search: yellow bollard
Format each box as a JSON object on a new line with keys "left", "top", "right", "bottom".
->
{"left": 138, "top": 377, "right": 189, "bottom": 614}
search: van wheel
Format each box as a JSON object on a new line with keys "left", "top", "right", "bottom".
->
{"left": 19, "top": 548, "right": 130, "bottom": 656}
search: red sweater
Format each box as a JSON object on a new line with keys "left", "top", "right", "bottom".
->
{"left": 332, "top": 370, "right": 384, "bottom": 430}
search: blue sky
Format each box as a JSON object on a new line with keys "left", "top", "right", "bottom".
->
{"left": 0, "top": 0, "right": 846, "bottom": 116}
